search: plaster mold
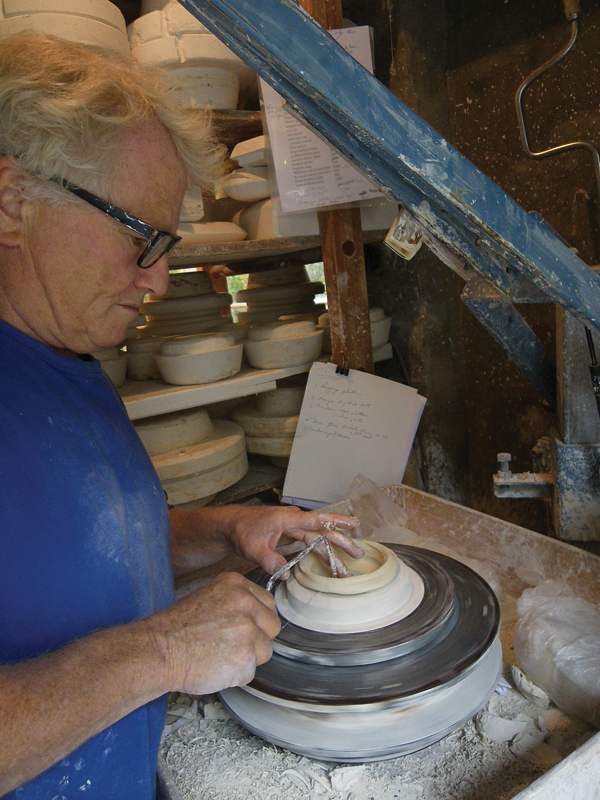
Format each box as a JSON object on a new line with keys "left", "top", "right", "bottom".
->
{"left": 134, "top": 407, "right": 213, "bottom": 456}
{"left": 236, "top": 282, "right": 323, "bottom": 310}
{"left": 177, "top": 221, "right": 246, "bottom": 245}
{"left": 319, "top": 307, "right": 392, "bottom": 353}
{"left": 162, "top": 448, "right": 248, "bottom": 505}
{"left": 128, "top": 3, "right": 255, "bottom": 109}
{"left": 151, "top": 420, "right": 245, "bottom": 481}
{"left": 126, "top": 336, "right": 165, "bottom": 381}
{"left": 244, "top": 321, "right": 323, "bottom": 369}
{"left": 220, "top": 167, "right": 270, "bottom": 203}
{"left": 235, "top": 196, "right": 398, "bottom": 240}
{"left": 95, "top": 347, "right": 127, "bottom": 387}
{"left": 248, "top": 263, "right": 310, "bottom": 288}
{"left": 230, "top": 136, "right": 267, "bottom": 168}
{"left": 161, "top": 270, "right": 215, "bottom": 299}
{"left": 142, "top": 292, "right": 231, "bottom": 322}
{"left": 236, "top": 303, "right": 323, "bottom": 326}
{"left": 0, "top": 0, "right": 130, "bottom": 56}
{"left": 155, "top": 335, "right": 243, "bottom": 385}
{"left": 179, "top": 187, "right": 204, "bottom": 222}
{"left": 245, "top": 435, "right": 294, "bottom": 458}
{"left": 137, "top": 315, "right": 229, "bottom": 339}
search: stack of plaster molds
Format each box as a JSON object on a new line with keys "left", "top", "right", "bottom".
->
{"left": 0, "top": 0, "right": 130, "bottom": 56}
{"left": 139, "top": 270, "right": 232, "bottom": 338}
{"left": 134, "top": 407, "right": 248, "bottom": 506}
{"left": 221, "top": 136, "right": 271, "bottom": 205}
{"left": 95, "top": 346, "right": 127, "bottom": 387}
{"left": 128, "top": 1, "right": 255, "bottom": 110}
{"left": 244, "top": 320, "right": 323, "bottom": 369}
{"left": 235, "top": 262, "right": 325, "bottom": 325}
{"left": 225, "top": 136, "right": 399, "bottom": 241}
{"left": 155, "top": 332, "right": 243, "bottom": 385}
{"left": 232, "top": 379, "right": 306, "bottom": 467}
{"left": 318, "top": 307, "right": 393, "bottom": 362}
{"left": 176, "top": 184, "right": 247, "bottom": 248}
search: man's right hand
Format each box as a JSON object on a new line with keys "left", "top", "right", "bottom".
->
{"left": 144, "top": 572, "right": 281, "bottom": 696}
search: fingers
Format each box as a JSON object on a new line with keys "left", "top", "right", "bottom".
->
{"left": 150, "top": 572, "right": 281, "bottom": 696}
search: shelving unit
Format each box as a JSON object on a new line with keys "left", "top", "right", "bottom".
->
{"left": 120, "top": 363, "right": 311, "bottom": 420}
{"left": 120, "top": 109, "right": 389, "bottom": 503}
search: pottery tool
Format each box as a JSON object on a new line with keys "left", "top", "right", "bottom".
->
{"left": 266, "top": 534, "right": 337, "bottom": 592}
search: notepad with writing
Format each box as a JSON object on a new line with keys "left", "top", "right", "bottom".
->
{"left": 282, "top": 362, "right": 426, "bottom": 509}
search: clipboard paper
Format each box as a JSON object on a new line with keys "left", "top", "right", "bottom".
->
{"left": 282, "top": 362, "right": 426, "bottom": 508}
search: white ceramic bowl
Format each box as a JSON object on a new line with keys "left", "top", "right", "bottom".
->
{"left": 155, "top": 343, "right": 243, "bottom": 385}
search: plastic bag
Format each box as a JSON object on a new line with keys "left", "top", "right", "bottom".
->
{"left": 344, "top": 475, "right": 506, "bottom": 607}
{"left": 513, "top": 580, "right": 600, "bottom": 728}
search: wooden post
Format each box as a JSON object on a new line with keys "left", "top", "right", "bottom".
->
{"left": 297, "top": 0, "right": 374, "bottom": 373}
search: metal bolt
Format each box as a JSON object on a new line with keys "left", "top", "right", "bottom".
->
{"left": 497, "top": 453, "right": 512, "bottom": 473}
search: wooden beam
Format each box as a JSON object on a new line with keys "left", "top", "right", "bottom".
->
{"left": 297, "top": 0, "right": 374, "bottom": 372}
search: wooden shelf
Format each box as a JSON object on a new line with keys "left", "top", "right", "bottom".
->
{"left": 120, "top": 363, "right": 311, "bottom": 420}
{"left": 168, "top": 230, "right": 388, "bottom": 269}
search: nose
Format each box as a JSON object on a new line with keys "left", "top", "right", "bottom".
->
{"left": 134, "top": 254, "right": 170, "bottom": 298}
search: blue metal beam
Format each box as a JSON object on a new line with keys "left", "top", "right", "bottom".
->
{"left": 462, "top": 277, "right": 557, "bottom": 408}
{"left": 180, "top": 0, "right": 600, "bottom": 334}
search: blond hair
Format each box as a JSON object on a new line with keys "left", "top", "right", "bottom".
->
{"left": 0, "top": 31, "right": 225, "bottom": 203}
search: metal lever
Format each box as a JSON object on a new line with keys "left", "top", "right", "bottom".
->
{"left": 266, "top": 535, "right": 338, "bottom": 593}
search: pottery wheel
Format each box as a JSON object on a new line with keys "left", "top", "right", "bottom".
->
{"left": 219, "top": 543, "right": 502, "bottom": 762}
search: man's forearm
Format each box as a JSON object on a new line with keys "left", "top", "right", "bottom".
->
{"left": 169, "top": 505, "right": 242, "bottom": 578}
{"left": 0, "top": 619, "right": 168, "bottom": 796}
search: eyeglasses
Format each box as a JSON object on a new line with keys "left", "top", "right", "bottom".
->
{"left": 54, "top": 179, "right": 181, "bottom": 268}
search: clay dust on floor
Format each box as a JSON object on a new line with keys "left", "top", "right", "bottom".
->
{"left": 160, "top": 672, "right": 593, "bottom": 800}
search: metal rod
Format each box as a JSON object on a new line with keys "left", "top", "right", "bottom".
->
{"left": 515, "top": 17, "right": 600, "bottom": 212}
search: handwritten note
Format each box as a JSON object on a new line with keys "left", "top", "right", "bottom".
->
{"left": 283, "top": 362, "right": 426, "bottom": 508}
{"left": 261, "top": 26, "right": 385, "bottom": 214}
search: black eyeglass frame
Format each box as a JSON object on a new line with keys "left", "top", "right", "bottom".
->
{"left": 54, "top": 179, "right": 181, "bottom": 268}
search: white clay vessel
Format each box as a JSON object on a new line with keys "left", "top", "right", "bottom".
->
{"left": 0, "top": 0, "right": 130, "bottom": 56}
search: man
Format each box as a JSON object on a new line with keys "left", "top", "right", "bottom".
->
{"left": 0, "top": 32, "right": 361, "bottom": 798}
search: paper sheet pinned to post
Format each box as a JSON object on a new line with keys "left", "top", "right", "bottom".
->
{"left": 282, "top": 362, "right": 426, "bottom": 508}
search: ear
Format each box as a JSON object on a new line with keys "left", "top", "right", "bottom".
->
{"left": 0, "top": 157, "right": 28, "bottom": 247}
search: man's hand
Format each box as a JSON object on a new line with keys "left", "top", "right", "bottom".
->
{"left": 145, "top": 572, "right": 281, "bottom": 695}
{"left": 169, "top": 504, "right": 362, "bottom": 578}
{"left": 222, "top": 506, "right": 363, "bottom": 577}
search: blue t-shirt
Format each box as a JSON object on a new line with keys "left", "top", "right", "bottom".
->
{"left": 0, "top": 320, "right": 175, "bottom": 799}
